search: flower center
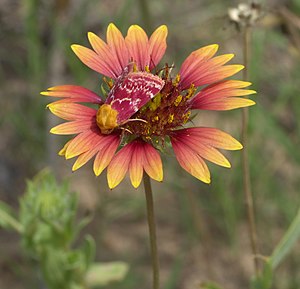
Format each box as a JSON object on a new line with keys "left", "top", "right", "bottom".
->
{"left": 122, "top": 74, "right": 195, "bottom": 138}
{"left": 97, "top": 65, "right": 196, "bottom": 141}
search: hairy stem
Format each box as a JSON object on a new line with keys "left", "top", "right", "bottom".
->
{"left": 143, "top": 173, "right": 160, "bottom": 289}
{"left": 242, "top": 26, "right": 259, "bottom": 276}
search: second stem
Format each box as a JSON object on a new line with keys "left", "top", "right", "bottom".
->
{"left": 242, "top": 26, "right": 259, "bottom": 276}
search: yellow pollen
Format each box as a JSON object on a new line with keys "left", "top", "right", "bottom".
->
{"left": 183, "top": 111, "right": 191, "bottom": 124}
{"left": 173, "top": 74, "right": 180, "bottom": 86}
{"left": 186, "top": 84, "right": 196, "bottom": 99}
{"left": 174, "top": 95, "right": 182, "bottom": 106}
{"left": 132, "top": 62, "right": 138, "bottom": 72}
{"left": 145, "top": 65, "right": 150, "bottom": 72}
{"left": 152, "top": 116, "right": 159, "bottom": 122}
{"left": 168, "top": 114, "right": 174, "bottom": 123}
{"left": 96, "top": 104, "right": 118, "bottom": 134}
{"left": 103, "top": 77, "right": 114, "bottom": 89}
{"left": 149, "top": 94, "right": 162, "bottom": 111}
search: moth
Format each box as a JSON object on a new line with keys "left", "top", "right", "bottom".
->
{"left": 97, "top": 64, "right": 165, "bottom": 134}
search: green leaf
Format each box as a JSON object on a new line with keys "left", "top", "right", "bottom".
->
{"left": 85, "top": 261, "right": 129, "bottom": 287}
{"left": 251, "top": 261, "right": 273, "bottom": 289}
{"left": 82, "top": 235, "right": 95, "bottom": 270}
{"left": 0, "top": 201, "right": 23, "bottom": 233}
{"left": 252, "top": 207, "right": 300, "bottom": 289}
{"left": 270, "top": 206, "right": 300, "bottom": 269}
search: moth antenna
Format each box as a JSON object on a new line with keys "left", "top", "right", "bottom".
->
{"left": 121, "top": 127, "right": 133, "bottom": 134}
{"left": 124, "top": 118, "right": 148, "bottom": 124}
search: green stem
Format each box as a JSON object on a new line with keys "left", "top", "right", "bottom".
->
{"left": 143, "top": 173, "right": 160, "bottom": 289}
{"left": 242, "top": 26, "right": 259, "bottom": 276}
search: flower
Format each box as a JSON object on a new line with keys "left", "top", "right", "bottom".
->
{"left": 228, "top": 2, "right": 263, "bottom": 28}
{"left": 42, "top": 23, "right": 255, "bottom": 189}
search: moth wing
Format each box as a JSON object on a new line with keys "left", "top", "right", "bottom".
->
{"left": 107, "top": 72, "right": 164, "bottom": 124}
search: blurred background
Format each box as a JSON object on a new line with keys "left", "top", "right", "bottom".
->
{"left": 1, "top": 0, "right": 300, "bottom": 288}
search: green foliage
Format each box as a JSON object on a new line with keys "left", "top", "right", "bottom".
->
{"left": 0, "top": 201, "right": 23, "bottom": 233}
{"left": 19, "top": 169, "right": 94, "bottom": 289}
{"left": 16, "top": 169, "right": 128, "bottom": 289}
{"left": 252, "top": 207, "right": 300, "bottom": 289}
{"left": 85, "top": 262, "right": 129, "bottom": 287}
{"left": 20, "top": 170, "right": 76, "bottom": 251}
{"left": 270, "top": 207, "right": 300, "bottom": 269}
{"left": 251, "top": 262, "right": 273, "bottom": 289}
{"left": 200, "top": 281, "right": 224, "bottom": 289}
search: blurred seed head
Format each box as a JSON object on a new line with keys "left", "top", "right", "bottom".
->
{"left": 228, "top": 2, "right": 263, "bottom": 29}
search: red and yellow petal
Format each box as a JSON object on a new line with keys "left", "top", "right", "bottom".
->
{"left": 179, "top": 44, "right": 245, "bottom": 89}
{"left": 194, "top": 64, "right": 244, "bottom": 86}
{"left": 107, "top": 143, "right": 133, "bottom": 189}
{"left": 191, "top": 80, "right": 256, "bottom": 111}
{"left": 72, "top": 146, "right": 99, "bottom": 171}
{"left": 194, "top": 97, "right": 255, "bottom": 110}
{"left": 87, "top": 32, "right": 121, "bottom": 78}
{"left": 93, "top": 135, "right": 120, "bottom": 176}
{"left": 58, "top": 139, "right": 72, "bottom": 156}
{"left": 47, "top": 103, "right": 97, "bottom": 121}
{"left": 142, "top": 142, "right": 163, "bottom": 182}
{"left": 149, "top": 25, "right": 168, "bottom": 69}
{"left": 129, "top": 142, "right": 144, "bottom": 188}
{"left": 171, "top": 139, "right": 211, "bottom": 183}
{"left": 50, "top": 120, "right": 96, "bottom": 135}
{"left": 107, "top": 141, "right": 163, "bottom": 189}
{"left": 170, "top": 127, "right": 244, "bottom": 182}
{"left": 179, "top": 44, "right": 219, "bottom": 88}
{"left": 174, "top": 133, "right": 231, "bottom": 168}
{"left": 71, "top": 44, "right": 116, "bottom": 78}
{"left": 72, "top": 134, "right": 120, "bottom": 172}
{"left": 126, "top": 25, "right": 150, "bottom": 70}
{"left": 41, "top": 85, "right": 102, "bottom": 104}
{"left": 64, "top": 130, "right": 102, "bottom": 159}
{"left": 106, "top": 23, "right": 129, "bottom": 73}
{"left": 179, "top": 127, "right": 243, "bottom": 150}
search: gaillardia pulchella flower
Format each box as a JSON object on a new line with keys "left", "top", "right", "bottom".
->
{"left": 42, "top": 23, "right": 255, "bottom": 189}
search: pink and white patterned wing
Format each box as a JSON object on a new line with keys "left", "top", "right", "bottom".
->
{"left": 106, "top": 71, "right": 164, "bottom": 124}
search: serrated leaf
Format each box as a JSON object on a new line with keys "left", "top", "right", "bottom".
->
{"left": 85, "top": 261, "right": 129, "bottom": 287}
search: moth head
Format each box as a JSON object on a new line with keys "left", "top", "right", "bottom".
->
{"left": 96, "top": 104, "right": 118, "bottom": 134}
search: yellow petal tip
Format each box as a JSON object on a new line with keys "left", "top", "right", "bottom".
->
{"left": 132, "top": 182, "right": 140, "bottom": 189}
{"left": 71, "top": 44, "right": 80, "bottom": 52}
{"left": 129, "top": 24, "right": 142, "bottom": 30}
{"left": 40, "top": 91, "right": 50, "bottom": 96}
{"left": 108, "top": 23, "right": 117, "bottom": 31}
{"left": 224, "top": 162, "right": 231, "bottom": 168}
{"left": 210, "top": 44, "right": 219, "bottom": 49}
{"left": 249, "top": 100, "right": 256, "bottom": 106}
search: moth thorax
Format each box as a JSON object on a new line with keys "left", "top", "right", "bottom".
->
{"left": 96, "top": 104, "right": 118, "bottom": 134}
